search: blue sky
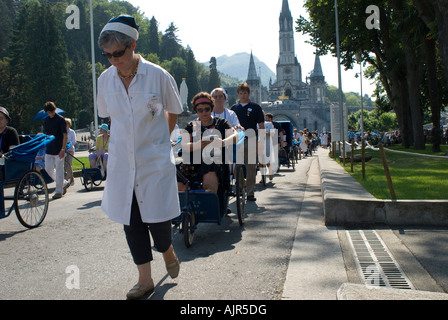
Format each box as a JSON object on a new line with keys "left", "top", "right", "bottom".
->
{"left": 126, "top": 0, "right": 375, "bottom": 96}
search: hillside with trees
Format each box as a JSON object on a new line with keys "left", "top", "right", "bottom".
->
{"left": 0, "top": 0, "right": 217, "bottom": 133}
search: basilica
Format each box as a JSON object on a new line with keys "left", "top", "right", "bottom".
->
{"left": 246, "top": 0, "right": 331, "bottom": 132}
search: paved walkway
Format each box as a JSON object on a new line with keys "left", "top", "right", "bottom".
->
{"left": 283, "top": 148, "right": 448, "bottom": 300}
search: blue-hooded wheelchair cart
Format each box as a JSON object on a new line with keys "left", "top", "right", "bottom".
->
{"left": 0, "top": 134, "right": 54, "bottom": 228}
{"left": 172, "top": 131, "right": 247, "bottom": 248}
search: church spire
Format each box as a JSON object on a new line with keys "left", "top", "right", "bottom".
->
{"left": 281, "top": 0, "right": 291, "bottom": 15}
{"left": 279, "top": 0, "right": 292, "bottom": 31}
{"left": 247, "top": 51, "right": 258, "bottom": 81}
{"left": 311, "top": 54, "right": 324, "bottom": 78}
{"left": 246, "top": 51, "right": 261, "bottom": 104}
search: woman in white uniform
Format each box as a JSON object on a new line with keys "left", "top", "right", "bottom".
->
{"left": 97, "top": 15, "right": 183, "bottom": 299}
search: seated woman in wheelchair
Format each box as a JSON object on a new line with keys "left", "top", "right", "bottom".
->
{"left": 89, "top": 123, "right": 109, "bottom": 173}
{"left": 177, "top": 92, "right": 239, "bottom": 194}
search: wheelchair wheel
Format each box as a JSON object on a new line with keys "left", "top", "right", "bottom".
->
{"left": 14, "top": 170, "right": 49, "bottom": 229}
{"left": 289, "top": 152, "right": 295, "bottom": 170}
{"left": 182, "top": 209, "right": 195, "bottom": 248}
{"left": 93, "top": 179, "right": 102, "bottom": 187}
{"left": 82, "top": 175, "right": 94, "bottom": 191}
{"left": 235, "top": 165, "right": 246, "bottom": 226}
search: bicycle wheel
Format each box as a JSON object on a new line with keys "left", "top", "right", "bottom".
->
{"left": 14, "top": 170, "right": 49, "bottom": 228}
{"left": 182, "top": 209, "right": 195, "bottom": 248}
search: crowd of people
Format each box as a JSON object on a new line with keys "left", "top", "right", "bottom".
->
{"left": 94, "top": 14, "right": 340, "bottom": 299}
{"left": 18, "top": 13, "right": 448, "bottom": 300}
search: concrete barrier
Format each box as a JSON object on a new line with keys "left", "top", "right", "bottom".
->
{"left": 318, "top": 150, "right": 448, "bottom": 227}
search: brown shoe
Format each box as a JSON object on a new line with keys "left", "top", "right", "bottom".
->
{"left": 126, "top": 281, "right": 155, "bottom": 300}
{"left": 63, "top": 183, "right": 69, "bottom": 195}
{"left": 165, "top": 257, "right": 180, "bottom": 279}
{"left": 52, "top": 193, "right": 62, "bottom": 200}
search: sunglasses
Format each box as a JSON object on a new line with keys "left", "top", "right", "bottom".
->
{"left": 101, "top": 46, "right": 129, "bottom": 59}
{"left": 197, "top": 107, "right": 211, "bottom": 113}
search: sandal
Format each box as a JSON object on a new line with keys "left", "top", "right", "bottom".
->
{"left": 165, "top": 257, "right": 180, "bottom": 279}
{"left": 126, "top": 281, "right": 155, "bottom": 300}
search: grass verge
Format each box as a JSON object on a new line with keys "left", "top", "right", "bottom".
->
{"left": 338, "top": 144, "right": 448, "bottom": 200}
{"left": 72, "top": 156, "right": 89, "bottom": 172}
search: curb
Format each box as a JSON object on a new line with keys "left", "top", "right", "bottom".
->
{"left": 337, "top": 283, "right": 448, "bottom": 300}
{"left": 318, "top": 150, "right": 448, "bottom": 227}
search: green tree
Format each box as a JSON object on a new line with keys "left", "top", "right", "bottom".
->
{"left": 1, "top": 0, "right": 205, "bottom": 132}
{"left": 0, "top": 0, "right": 15, "bottom": 58}
{"left": 148, "top": 16, "right": 160, "bottom": 56}
{"left": 296, "top": 0, "right": 447, "bottom": 150}
{"left": 185, "top": 47, "right": 200, "bottom": 109}
{"left": 69, "top": 50, "right": 93, "bottom": 129}
{"left": 7, "top": 1, "right": 79, "bottom": 132}
{"left": 208, "top": 57, "right": 221, "bottom": 92}
{"left": 345, "top": 92, "right": 360, "bottom": 107}
{"left": 348, "top": 109, "right": 397, "bottom": 133}
{"left": 377, "top": 112, "right": 398, "bottom": 132}
{"left": 162, "top": 57, "right": 186, "bottom": 87}
{"left": 160, "top": 22, "right": 181, "bottom": 61}
{"left": 415, "top": 0, "right": 448, "bottom": 88}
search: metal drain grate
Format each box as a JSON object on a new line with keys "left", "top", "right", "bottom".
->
{"left": 346, "top": 230, "right": 414, "bottom": 290}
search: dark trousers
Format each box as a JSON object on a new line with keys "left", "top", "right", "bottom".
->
{"left": 124, "top": 193, "right": 172, "bottom": 265}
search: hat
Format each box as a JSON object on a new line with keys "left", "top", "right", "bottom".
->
{"left": 99, "top": 124, "right": 109, "bottom": 131}
{"left": 194, "top": 98, "right": 213, "bottom": 107}
{"left": 0, "top": 106, "right": 10, "bottom": 121}
{"left": 100, "top": 15, "right": 139, "bottom": 40}
{"left": 211, "top": 88, "right": 228, "bottom": 100}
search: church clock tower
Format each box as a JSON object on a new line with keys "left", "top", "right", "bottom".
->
{"left": 277, "top": 0, "right": 302, "bottom": 85}
{"left": 269, "top": 0, "right": 307, "bottom": 101}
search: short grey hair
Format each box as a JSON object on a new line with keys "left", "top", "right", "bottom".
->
{"left": 98, "top": 31, "right": 134, "bottom": 49}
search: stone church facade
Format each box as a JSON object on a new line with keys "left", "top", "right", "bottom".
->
{"left": 246, "top": 0, "right": 331, "bottom": 132}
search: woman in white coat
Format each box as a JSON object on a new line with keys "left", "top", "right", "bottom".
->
{"left": 97, "top": 15, "right": 183, "bottom": 299}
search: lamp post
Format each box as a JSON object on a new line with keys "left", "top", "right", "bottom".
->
{"left": 90, "top": 0, "right": 98, "bottom": 132}
{"left": 334, "top": 0, "right": 344, "bottom": 147}
{"left": 355, "top": 53, "right": 364, "bottom": 140}
{"left": 355, "top": 53, "right": 366, "bottom": 179}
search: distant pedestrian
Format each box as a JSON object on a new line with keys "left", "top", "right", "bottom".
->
{"left": 43, "top": 101, "right": 68, "bottom": 199}
{"left": 321, "top": 132, "right": 328, "bottom": 148}
{"left": 65, "top": 118, "right": 76, "bottom": 186}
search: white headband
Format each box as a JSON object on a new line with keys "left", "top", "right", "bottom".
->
{"left": 211, "top": 88, "right": 228, "bottom": 100}
{"left": 101, "top": 22, "right": 139, "bottom": 41}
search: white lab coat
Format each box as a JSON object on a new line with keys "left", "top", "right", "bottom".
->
{"left": 97, "top": 56, "right": 183, "bottom": 225}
